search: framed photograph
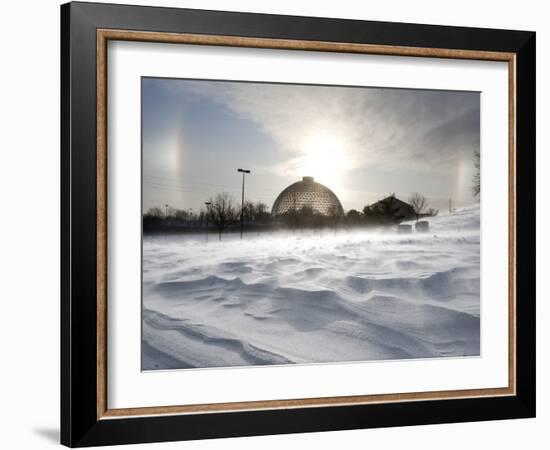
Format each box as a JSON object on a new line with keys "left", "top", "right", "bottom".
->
{"left": 61, "top": 2, "right": 536, "bottom": 447}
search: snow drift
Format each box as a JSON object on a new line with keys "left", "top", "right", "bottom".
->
{"left": 142, "top": 206, "right": 480, "bottom": 370}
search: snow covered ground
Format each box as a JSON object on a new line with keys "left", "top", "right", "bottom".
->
{"left": 142, "top": 206, "right": 480, "bottom": 370}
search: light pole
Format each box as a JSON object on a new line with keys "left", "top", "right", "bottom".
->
{"left": 204, "top": 201, "right": 211, "bottom": 240}
{"left": 237, "top": 168, "right": 251, "bottom": 238}
{"left": 165, "top": 204, "right": 168, "bottom": 219}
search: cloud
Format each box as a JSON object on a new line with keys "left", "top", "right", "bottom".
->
{"left": 146, "top": 78, "right": 481, "bottom": 211}
{"left": 160, "top": 79, "right": 480, "bottom": 177}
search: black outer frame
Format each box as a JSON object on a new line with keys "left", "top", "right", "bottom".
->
{"left": 60, "top": 1, "right": 536, "bottom": 447}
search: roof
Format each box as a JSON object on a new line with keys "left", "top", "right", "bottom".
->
{"left": 371, "top": 195, "right": 414, "bottom": 210}
{"left": 368, "top": 195, "right": 416, "bottom": 220}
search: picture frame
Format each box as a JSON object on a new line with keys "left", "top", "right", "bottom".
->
{"left": 60, "top": 1, "right": 536, "bottom": 447}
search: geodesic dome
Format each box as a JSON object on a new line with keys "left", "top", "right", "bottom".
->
{"left": 272, "top": 176, "right": 344, "bottom": 216}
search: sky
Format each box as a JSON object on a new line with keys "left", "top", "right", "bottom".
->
{"left": 142, "top": 77, "right": 480, "bottom": 214}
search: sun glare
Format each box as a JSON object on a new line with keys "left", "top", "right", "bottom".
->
{"left": 297, "top": 131, "right": 353, "bottom": 188}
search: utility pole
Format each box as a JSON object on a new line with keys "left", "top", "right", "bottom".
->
{"left": 237, "top": 168, "right": 251, "bottom": 239}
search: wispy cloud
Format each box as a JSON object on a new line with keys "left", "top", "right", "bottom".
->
{"left": 159, "top": 79, "right": 479, "bottom": 175}
{"left": 144, "top": 78, "right": 480, "bottom": 212}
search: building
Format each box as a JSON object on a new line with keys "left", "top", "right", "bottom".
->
{"left": 366, "top": 194, "right": 416, "bottom": 222}
{"left": 272, "top": 176, "right": 344, "bottom": 216}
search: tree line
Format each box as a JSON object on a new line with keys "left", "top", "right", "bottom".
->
{"left": 143, "top": 193, "right": 271, "bottom": 237}
{"left": 144, "top": 191, "right": 438, "bottom": 237}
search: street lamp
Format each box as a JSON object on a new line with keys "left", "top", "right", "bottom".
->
{"left": 204, "top": 201, "right": 211, "bottom": 230}
{"left": 204, "top": 202, "right": 212, "bottom": 242}
{"left": 237, "top": 168, "right": 251, "bottom": 238}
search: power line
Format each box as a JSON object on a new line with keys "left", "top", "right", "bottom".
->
{"left": 144, "top": 174, "right": 291, "bottom": 194}
{"left": 143, "top": 181, "right": 275, "bottom": 201}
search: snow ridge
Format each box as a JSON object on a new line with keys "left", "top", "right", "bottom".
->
{"left": 143, "top": 206, "right": 481, "bottom": 370}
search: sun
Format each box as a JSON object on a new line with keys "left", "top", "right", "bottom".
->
{"left": 297, "top": 131, "right": 353, "bottom": 188}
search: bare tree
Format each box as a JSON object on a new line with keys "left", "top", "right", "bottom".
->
{"left": 254, "top": 202, "right": 268, "bottom": 215}
{"left": 208, "top": 192, "right": 237, "bottom": 239}
{"left": 323, "top": 204, "right": 341, "bottom": 229}
{"left": 472, "top": 149, "right": 480, "bottom": 199}
{"left": 345, "top": 209, "right": 364, "bottom": 226}
{"left": 253, "top": 202, "right": 270, "bottom": 223}
{"left": 142, "top": 206, "right": 165, "bottom": 231}
{"left": 427, "top": 207, "right": 439, "bottom": 217}
{"left": 240, "top": 201, "right": 271, "bottom": 224}
{"left": 145, "top": 207, "right": 163, "bottom": 218}
{"left": 242, "top": 200, "right": 256, "bottom": 222}
{"left": 409, "top": 192, "right": 428, "bottom": 222}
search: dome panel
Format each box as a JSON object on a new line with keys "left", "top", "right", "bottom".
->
{"left": 272, "top": 177, "right": 343, "bottom": 216}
